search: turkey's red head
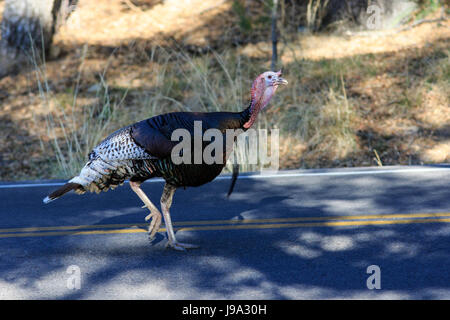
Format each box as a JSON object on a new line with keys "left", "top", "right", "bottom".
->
{"left": 243, "top": 70, "right": 288, "bottom": 129}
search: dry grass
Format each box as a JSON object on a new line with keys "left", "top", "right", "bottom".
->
{"left": 243, "top": 14, "right": 450, "bottom": 61}
{"left": 0, "top": 0, "right": 448, "bottom": 181}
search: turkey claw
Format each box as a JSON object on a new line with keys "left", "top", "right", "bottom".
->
{"left": 145, "top": 211, "right": 162, "bottom": 239}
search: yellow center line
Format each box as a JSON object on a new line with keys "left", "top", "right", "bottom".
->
{"left": 1, "top": 212, "right": 450, "bottom": 234}
{"left": 0, "top": 223, "right": 149, "bottom": 234}
{"left": 0, "top": 215, "right": 449, "bottom": 238}
{"left": 175, "top": 217, "right": 450, "bottom": 231}
{"left": 174, "top": 212, "right": 450, "bottom": 226}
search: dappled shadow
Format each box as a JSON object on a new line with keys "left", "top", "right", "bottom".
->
{"left": 1, "top": 34, "right": 447, "bottom": 182}
{"left": 0, "top": 114, "right": 55, "bottom": 181}
{"left": 283, "top": 36, "right": 450, "bottom": 168}
{"left": 0, "top": 13, "right": 448, "bottom": 181}
{"left": 0, "top": 168, "right": 449, "bottom": 299}
{"left": 0, "top": 5, "right": 449, "bottom": 299}
{"left": 120, "top": 0, "right": 164, "bottom": 12}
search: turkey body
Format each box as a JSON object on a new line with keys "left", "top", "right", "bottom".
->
{"left": 43, "top": 70, "right": 288, "bottom": 250}
{"left": 70, "top": 107, "right": 251, "bottom": 195}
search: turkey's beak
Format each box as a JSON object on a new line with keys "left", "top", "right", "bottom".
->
{"left": 276, "top": 77, "right": 288, "bottom": 85}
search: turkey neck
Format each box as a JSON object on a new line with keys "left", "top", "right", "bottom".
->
{"left": 198, "top": 104, "right": 252, "bottom": 132}
{"left": 239, "top": 104, "right": 252, "bottom": 130}
{"left": 220, "top": 103, "right": 251, "bottom": 131}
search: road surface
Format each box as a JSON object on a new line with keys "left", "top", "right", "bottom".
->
{"left": 0, "top": 165, "right": 449, "bottom": 299}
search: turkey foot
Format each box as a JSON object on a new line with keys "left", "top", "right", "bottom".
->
{"left": 160, "top": 183, "right": 199, "bottom": 251}
{"left": 145, "top": 211, "right": 162, "bottom": 240}
{"left": 129, "top": 181, "right": 163, "bottom": 240}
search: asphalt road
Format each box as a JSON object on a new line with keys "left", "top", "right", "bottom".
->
{"left": 0, "top": 165, "right": 449, "bottom": 299}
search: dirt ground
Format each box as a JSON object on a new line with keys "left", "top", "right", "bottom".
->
{"left": 0, "top": 0, "right": 448, "bottom": 181}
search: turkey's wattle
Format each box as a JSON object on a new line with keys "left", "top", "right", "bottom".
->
{"left": 43, "top": 70, "right": 288, "bottom": 250}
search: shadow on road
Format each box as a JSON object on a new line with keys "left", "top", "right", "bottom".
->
{"left": 0, "top": 170, "right": 449, "bottom": 299}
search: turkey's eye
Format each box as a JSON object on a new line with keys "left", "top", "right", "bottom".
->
{"left": 268, "top": 75, "right": 272, "bottom": 79}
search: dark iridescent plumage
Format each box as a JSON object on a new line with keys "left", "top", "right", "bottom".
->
{"left": 43, "top": 70, "right": 288, "bottom": 250}
{"left": 129, "top": 107, "right": 251, "bottom": 187}
{"left": 44, "top": 105, "right": 251, "bottom": 200}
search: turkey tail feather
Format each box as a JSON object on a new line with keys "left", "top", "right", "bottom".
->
{"left": 43, "top": 182, "right": 82, "bottom": 204}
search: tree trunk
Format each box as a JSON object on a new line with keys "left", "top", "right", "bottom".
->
{"left": 271, "top": 0, "right": 278, "bottom": 71}
{"left": 0, "top": 0, "right": 76, "bottom": 77}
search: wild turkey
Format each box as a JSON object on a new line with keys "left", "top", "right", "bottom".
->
{"left": 43, "top": 70, "right": 288, "bottom": 250}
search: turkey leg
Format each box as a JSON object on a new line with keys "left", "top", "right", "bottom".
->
{"left": 161, "top": 183, "right": 199, "bottom": 251}
{"left": 129, "top": 181, "right": 162, "bottom": 240}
